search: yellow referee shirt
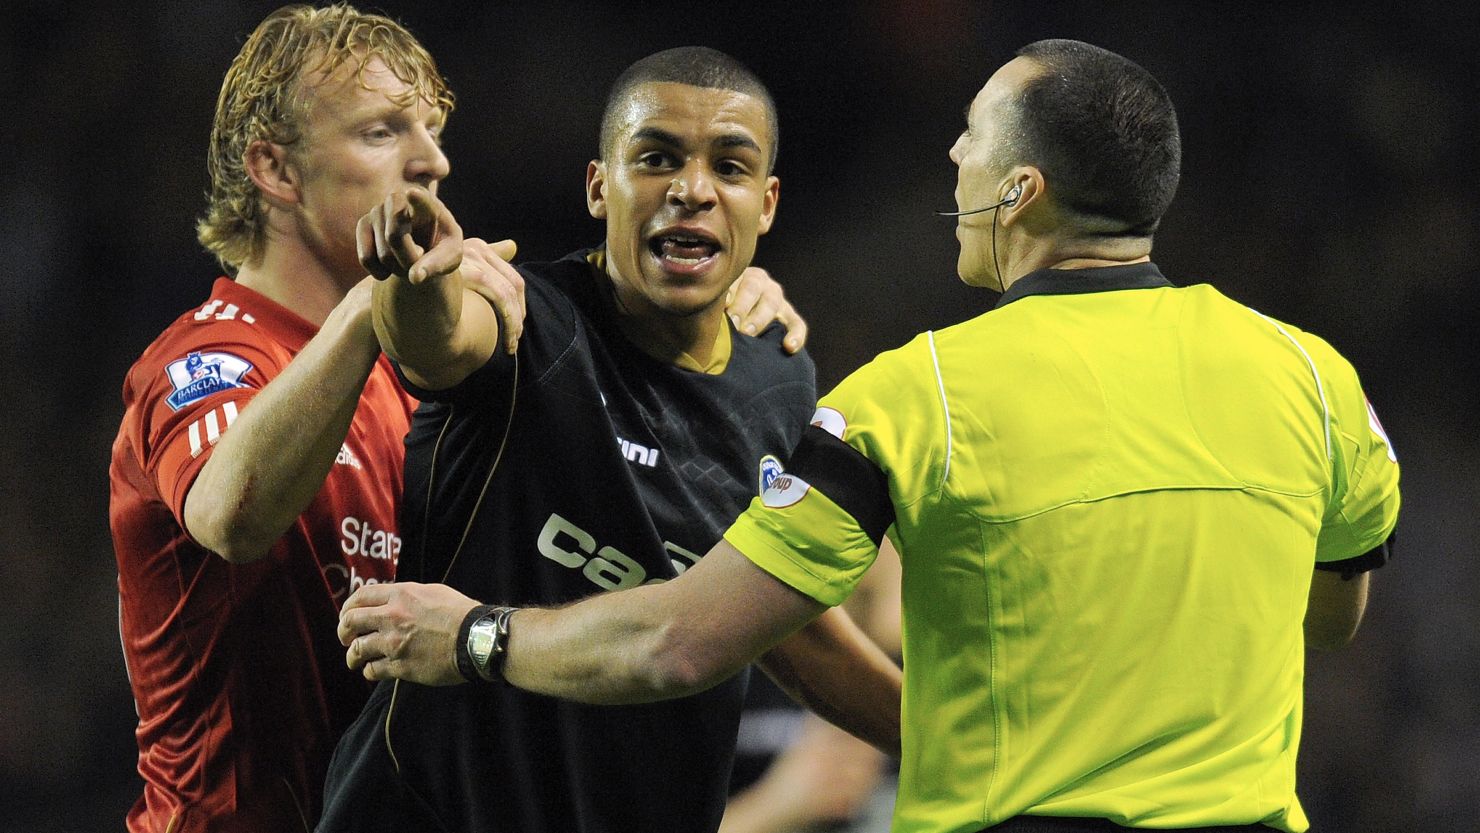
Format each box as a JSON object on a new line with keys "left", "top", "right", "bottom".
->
{"left": 725, "top": 263, "right": 1400, "bottom": 833}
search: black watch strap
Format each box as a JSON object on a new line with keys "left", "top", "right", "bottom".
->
{"left": 455, "top": 604, "right": 500, "bottom": 683}
{"left": 481, "top": 606, "right": 519, "bottom": 682}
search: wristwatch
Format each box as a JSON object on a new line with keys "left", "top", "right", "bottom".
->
{"left": 461, "top": 605, "right": 517, "bottom": 683}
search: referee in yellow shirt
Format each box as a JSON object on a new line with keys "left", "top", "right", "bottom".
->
{"left": 339, "top": 39, "right": 1400, "bottom": 833}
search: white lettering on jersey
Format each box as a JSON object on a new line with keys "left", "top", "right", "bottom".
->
{"left": 536, "top": 512, "right": 699, "bottom": 590}
{"left": 664, "top": 541, "right": 702, "bottom": 575}
{"left": 616, "top": 436, "right": 660, "bottom": 468}
{"left": 322, "top": 561, "right": 387, "bottom": 603}
{"left": 340, "top": 516, "right": 402, "bottom": 562}
{"left": 336, "top": 443, "right": 363, "bottom": 469}
{"left": 187, "top": 401, "right": 239, "bottom": 458}
{"left": 193, "top": 299, "right": 256, "bottom": 324}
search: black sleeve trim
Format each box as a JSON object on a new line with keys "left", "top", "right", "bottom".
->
{"left": 786, "top": 425, "right": 895, "bottom": 545}
{"left": 1315, "top": 532, "right": 1394, "bottom": 580}
{"left": 392, "top": 349, "right": 515, "bottom": 404}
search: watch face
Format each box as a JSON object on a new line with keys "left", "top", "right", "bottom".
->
{"left": 469, "top": 621, "right": 497, "bottom": 667}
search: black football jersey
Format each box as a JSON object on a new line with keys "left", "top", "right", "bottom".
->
{"left": 319, "top": 249, "right": 816, "bottom": 833}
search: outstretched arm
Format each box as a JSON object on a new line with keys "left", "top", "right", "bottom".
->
{"left": 338, "top": 543, "right": 899, "bottom": 746}
{"left": 361, "top": 187, "right": 512, "bottom": 391}
{"left": 341, "top": 540, "right": 827, "bottom": 699}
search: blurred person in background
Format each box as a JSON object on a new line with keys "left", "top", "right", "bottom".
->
{"left": 337, "top": 38, "right": 1400, "bottom": 833}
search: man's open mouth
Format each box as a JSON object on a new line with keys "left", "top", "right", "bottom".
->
{"left": 649, "top": 232, "right": 720, "bottom": 265}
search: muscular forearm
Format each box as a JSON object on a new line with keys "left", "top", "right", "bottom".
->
{"left": 341, "top": 543, "right": 832, "bottom": 706}
{"left": 502, "top": 586, "right": 728, "bottom": 704}
{"left": 502, "top": 543, "right": 827, "bottom": 704}
{"left": 371, "top": 272, "right": 496, "bottom": 391}
{"left": 759, "top": 607, "right": 902, "bottom": 756}
{"left": 184, "top": 290, "right": 380, "bottom": 563}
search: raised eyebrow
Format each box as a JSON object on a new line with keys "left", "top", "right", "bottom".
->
{"left": 962, "top": 103, "right": 972, "bottom": 128}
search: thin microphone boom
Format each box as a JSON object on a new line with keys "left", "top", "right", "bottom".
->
{"left": 935, "top": 193, "right": 1018, "bottom": 217}
{"left": 935, "top": 197, "right": 1011, "bottom": 217}
{"left": 936, "top": 183, "right": 1022, "bottom": 216}
{"left": 934, "top": 186, "right": 1020, "bottom": 292}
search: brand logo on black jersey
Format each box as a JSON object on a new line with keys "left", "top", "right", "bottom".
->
{"left": 537, "top": 512, "right": 701, "bottom": 591}
{"left": 617, "top": 436, "right": 660, "bottom": 468}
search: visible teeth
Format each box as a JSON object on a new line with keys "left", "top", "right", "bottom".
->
{"left": 654, "top": 234, "right": 717, "bottom": 263}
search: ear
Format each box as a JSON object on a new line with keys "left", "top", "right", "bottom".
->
{"left": 244, "top": 139, "right": 301, "bottom": 207}
{"left": 998, "top": 166, "right": 1044, "bottom": 228}
{"left": 586, "top": 160, "right": 607, "bottom": 219}
{"left": 755, "top": 175, "right": 780, "bottom": 236}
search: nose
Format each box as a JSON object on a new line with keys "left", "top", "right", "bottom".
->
{"left": 408, "top": 125, "right": 451, "bottom": 187}
{"left": 949, "top": 133, "right": 965, "bottom": 166}
{"left": 667, "top": 160, "right": 716, "bottom": 211}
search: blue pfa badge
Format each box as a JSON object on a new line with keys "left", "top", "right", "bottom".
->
{"left": 758, "top": 454, "right": 784, "bottom": 496}
{"left": 164, "top": 351, "right": 254, "bottom": 411}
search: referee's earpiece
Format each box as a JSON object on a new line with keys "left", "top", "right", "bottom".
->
{"left": 933, "top": 183, "right": 1024, "bottom": 217}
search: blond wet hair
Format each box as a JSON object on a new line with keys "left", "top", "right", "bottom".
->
{"left": 197, "top": 3, "right": 454, "bottom": 270}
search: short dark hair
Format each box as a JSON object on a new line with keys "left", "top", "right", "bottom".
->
{"left": 599, "top": 46, "right": 779, "bottom": 173}
{"left": 1010, "top": 39, "right": 1180, "bottom": 236}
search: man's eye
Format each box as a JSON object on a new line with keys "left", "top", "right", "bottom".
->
{"left": 639, "top": 152, "right": 673, "bottom": 168}
{"left": 715, "top": 160, "right": 750, "bottom": 178}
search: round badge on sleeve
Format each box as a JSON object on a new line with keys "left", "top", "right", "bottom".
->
{"left": 761, "top": 470, "right": 811, "bottom": 509}
{"left": 810, "top": 406, "right": 846, "bottom": 439}
{"left": 759, "top": 455, "right": 783, "bottom": 495}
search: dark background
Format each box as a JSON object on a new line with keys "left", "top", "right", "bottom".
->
{"left": 2, "top": 1, "right": 1476, "bottom": 830}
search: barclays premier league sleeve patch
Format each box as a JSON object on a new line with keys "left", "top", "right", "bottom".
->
{"left": 164, "top": 351, "right": 254, "bottom": 411}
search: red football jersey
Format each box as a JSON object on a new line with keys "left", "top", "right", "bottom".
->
{"left": 109, "top": 278, "right": 413, "bottom": 833}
